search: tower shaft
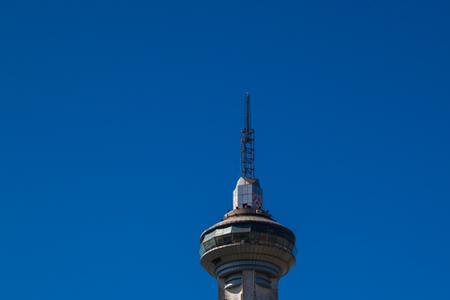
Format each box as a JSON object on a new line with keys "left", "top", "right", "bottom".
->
{"left": 217, "top": 267, "right": 279, "bottom": 300}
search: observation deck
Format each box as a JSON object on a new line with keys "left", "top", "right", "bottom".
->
{"left": 200, "top": 207, "right": 296, "bottom": 278}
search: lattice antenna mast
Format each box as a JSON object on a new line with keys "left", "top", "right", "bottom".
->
{"left": 240, "top": 93, "right": 255, "bottom": 179}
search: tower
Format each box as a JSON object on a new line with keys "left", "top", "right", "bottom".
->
{"left": 199, "top": 94, "right": 296, "bottom": 300}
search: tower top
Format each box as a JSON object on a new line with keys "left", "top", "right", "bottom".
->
{"left": 240, "top": 93, "right": 255, "bottom": 179}
{"left": 200, "top": 93, "right": 297, "bottom": 300}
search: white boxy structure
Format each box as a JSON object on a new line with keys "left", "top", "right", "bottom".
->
{"left": 233, "top": 177, "right": 263, "bottom": 209}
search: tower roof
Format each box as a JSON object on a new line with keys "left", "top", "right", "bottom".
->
{"left": 200, "top": 209, "right": 295, "bottom": 243}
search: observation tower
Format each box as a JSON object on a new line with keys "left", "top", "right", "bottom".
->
{"left": 199, "top": 94, "right": 296, "bottom": 300}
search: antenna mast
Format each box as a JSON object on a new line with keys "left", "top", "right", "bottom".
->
{"left": 240, "top": 93, "right": 255, "bottom": 179}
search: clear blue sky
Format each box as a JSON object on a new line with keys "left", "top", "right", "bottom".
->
{"left": 1, "top": 1, "right": 449, "bottom": 299}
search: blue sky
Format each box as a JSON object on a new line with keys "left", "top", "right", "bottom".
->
{"left": 0, "top": 0, "right": 449, "bottom": 299}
